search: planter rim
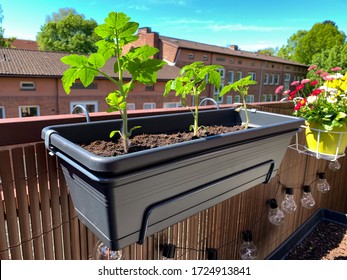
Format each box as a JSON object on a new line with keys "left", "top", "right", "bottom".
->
{"left": 42, "top": 108, "right": 304, "bottom": 174}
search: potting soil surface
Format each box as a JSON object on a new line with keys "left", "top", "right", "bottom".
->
{"left": 81, "top": 125, "right": 244, "bottom": 157}
{"left": 285, "top": 221, "right": 347, "bottom": 260}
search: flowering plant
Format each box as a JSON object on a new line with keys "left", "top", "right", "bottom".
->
{"left": 276, "top": 65, "right": 347, "bottom": 131}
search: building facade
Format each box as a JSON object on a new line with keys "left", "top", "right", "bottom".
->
{"left": 1, "top": 29, "right": 307, "bottom": 119}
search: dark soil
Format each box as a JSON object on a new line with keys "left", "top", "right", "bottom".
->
{"left": 81, "top": 125, "right": 244, "bottom": 157}
{"left": 285, "top": 221, "right": 347, "bottom": 260}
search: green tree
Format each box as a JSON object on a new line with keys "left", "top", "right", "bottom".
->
{"left": 0, "top": 4, "right": 15, "bottom": 47}
{"left": 277, "top": 30, "right": 307, "bottom": 61}
{"left": 311, "top": 43, "right": 347, "bottom": 74}
{"left": 256, "top": 47, "right": 277, "bottom": 56}
{"left": 295, "top": 21, "right": 346, "bottom": 64}
{"left": 37, "top": 8, "right": 100, "bottom": 53}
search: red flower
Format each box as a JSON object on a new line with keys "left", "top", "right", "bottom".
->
{"left": 310, "top": 80, "right": 319, "bottom": 86}
{"left": 311, "top": 89, "right": 322, "bottom": 96}
{"left": 296, "top": 84, "right": 304, "bottom": 91}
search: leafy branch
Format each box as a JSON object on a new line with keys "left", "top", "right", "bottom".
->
{"left": 60, "top": 12, "right": 167, "bottom": 152}
{"left": 220, "top": 75, "right": 257, "bottom": 129}
{"left": 164, "top": 61, "right": 222, "bottom": 136}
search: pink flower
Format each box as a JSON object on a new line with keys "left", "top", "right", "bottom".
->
{"left": 275, "top": 85, "right": 284, "bottom": 94}
{"left": 308, "top": 65, "right": 317, "bottom": 71}
{"left": 331, "top": 67, "right": 342, "bottom": 71}
{"left": 314, "top": 69, "right": 323, "bottom": 75}
{"left": 291, "top": 81, "right": 300, "bottom": 86}
{"left": 323, "top": 76, "right": 335, "bottom": 81}
{"left": 283, "top": 90, "right": 291, "bottom": 96}
{"left": 320, "top": 72, "right": 329, "bottom": 77}
{"left": 301, "top": 79, "right": 311, "bottom": 84}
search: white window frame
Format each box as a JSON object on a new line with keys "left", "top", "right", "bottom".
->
{"left": 228, "top": 71, "right": 234, "bottom": 84}
{"left": 236, "top": 71, "right": 242, "bottom": 81}
{"left": 163, "top": 102, "right": 182, "bottom": 108}
{"left": 19, "top": 106, "right": 40, "bottom": 117}
{"left": 226, "top": 96, "right": 232, "bottom": 104}
{"left": 267, "top": 94, "right": 273, "bottom": 102}
{"left": 188, "top": 53, "right": 194, "bottom": 59}
{"left": 143, "top": 103, "right": 156, "bottom": 110}
{"left": 234, "top": 95, "right": 241, "bottom": 103}
{"left": 275, "top": 74, "right": 280, "bottom": 85}
{"left": 262, "top": 94, "right": 267, "bottom": 102}
{"left": 0, "top": 106, "right": 5, "bottom": 118}
{"left": 20, "top": 81, "right": 35, "bottom": 90}
{"left": 218, "top": 68, "right": 225, "bottom": 79}
{"left": 264, "top": 73, "right": 269, "bottom": 85}
{"left": 127, "top": 103, "right": 136, "bottom": 110}
{"left": 269, "top": 74, "right": 275, "bottom": 85}
{"left": 70, "top": 101, "right": 98, "bottom": 113}
{"left": 248, "top": 72, "right": 256, "bottom": 81}
{"left": 284, "top": 73, "right": 291, "bottom": 82}
{"left": 245, "top": 95, "right": 254, "bottom": 103}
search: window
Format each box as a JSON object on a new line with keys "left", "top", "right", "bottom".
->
{"left": 20, "top": 81, "right": 35, "bottom": 90}
{"left": 248, "top": 72, "right": 256, "bottom": 81}
{"left": 226, "top": 96, "right": 232, "bottom": 104}
{"left": 284, "top": 73, "right": 291, "bottom": 82}
{"left": 0, "top": 106, "right": 5, "bottom": 118}
{"left": 228, "top": 71, "right": 234, "bottom": 84}
{"left": 236, "top": 71, "right": 242, "bottom": 81}
{"left": 216, "top": 57, "right": 225, "bottom": 62}
{"left": 127, "top": 103, "right": 135, "bottom": 110}
{"left": 71, "top": 82, "right": 97, "bottom": 89}
{"left": 238, "top": 60, "right": 242, "bottom": 65}
{"left": 234, "top": 95, "right": 241, "bottom": 103}
{"left": 145, "top": 85, "right": 154, "bottom": 91}
{"left": 230, "top": 58, "right": 234, "bottom": 64}
{"left": 262, "top": 94, "right": 267, "bottom": 102}
{"left": 203, "top": 55, "right": 208, "bottom": 61}
{"left": 245, "top": 95, "right": 254, "bottom": 103}
{"left": 267, "top": 94, "right": 273, "bottom": 102}
{"left": 188, "top": 53, "right": 194, "bottom": 59}
{"left": 264, "top": 73, "right": 269, "bottom": 85}
{"left": 19, "top": 106, "right": 39, "bottom": 117}
{"left": 269, "top": 74, "right": 274, "bottom": 85}
{"left": 214, "top": 82, "right": 224, "bottom": 103}
{"left": 143, "top": 103, "right": 156, "bottom": 109}
{"left": 163, "top": 102, "right": 182, "bottom": 108}
{"left": 275, "top": 74, "right": 280, "bottom": 85}
{"left": 70, "top": 101, "right": 98, "bottom": 113}
{"left": 218, "top": 68, "right": 225, "bottom": 79}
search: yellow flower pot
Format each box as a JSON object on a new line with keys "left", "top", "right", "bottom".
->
{"left": 305, "top": 123, "right": 347, "bottom": 156}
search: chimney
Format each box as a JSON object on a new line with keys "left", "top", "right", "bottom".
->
{"left": 229, "top": 45, "right": 239, "bottom": 51}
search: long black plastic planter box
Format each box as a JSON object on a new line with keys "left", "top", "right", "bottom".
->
{"left": 266, "top": 208, "right": 347, "bottom": 260}
{"left": 42, "top": 108, "right": 303, "bottom": 250}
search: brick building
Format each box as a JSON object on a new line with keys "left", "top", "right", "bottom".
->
{"left": 0, "top": 29, "right": 307, "bottom": 118}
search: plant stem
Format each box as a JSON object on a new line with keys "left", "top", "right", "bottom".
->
{"left": 194, "top": 89, "right": 199, "bottom": 136}
{"left": 242, "top": 91, "right": 249, "bottom": 129}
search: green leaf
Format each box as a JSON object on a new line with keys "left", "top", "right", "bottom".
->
{"left": 61, "top": 54, "right": 88, "bottom": 67}
{"left": 88, "top": 53, "right": 106, "bottom": 69}
{"left": 61, "top": 67, "right": 79, "bottom": 94}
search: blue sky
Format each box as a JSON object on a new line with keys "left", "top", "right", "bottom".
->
{"left": 1, "top": 0, "right": 347, "bottom": 51}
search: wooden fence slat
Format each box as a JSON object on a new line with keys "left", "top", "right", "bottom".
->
{"left": 0, "top": 193, "right": 10, "bottom": 260}
{"left": 0, "top": 150, "right": 21, "bottom": 259}
{"left": 36, "top": 143, "right": 54, "bottom": 259}
{"left": 24, "top": 145, "right": 44, "bottom": 260}
{"left": 11, "top": 147, "right": 33, "bottom": 259}
{"left": 57, "top": 165, "right": 72, "bottom": 260}
{"left": 47, "top": 154, "right": 63, "bottom": 259}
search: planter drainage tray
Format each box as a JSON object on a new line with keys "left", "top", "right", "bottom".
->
{"left": 266, "top": 208, "right": 347, "bottom": 260}
{"left": 42, "top": 108, "right": 303, "bottom": 250}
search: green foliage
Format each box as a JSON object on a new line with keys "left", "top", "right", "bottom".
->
{"left": 276, "top": 30, "right": 308, "bottom": 61}
{"left": 311, "top": 43, "right": 347, "bottom": 74}
{"left": 220, "top": 75, "right": 257, "bottom": 128}
{"left": 256, "top": 47, "right": 277, "bottom": 56}
{"left": 164, "top": 61, "right": 222, "bottom": 136}
{"left": 278, "top": 21, "right": 346, "bottom": 65}
{"left": 37, "top": 9, "right": 100, "bottom": 53}
{"left": 61, "top": 11, "right": 166, "bottom": 152}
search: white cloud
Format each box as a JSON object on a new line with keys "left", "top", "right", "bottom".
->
{"left": 208, "top": 23, "right": 291, "bottom": 32}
